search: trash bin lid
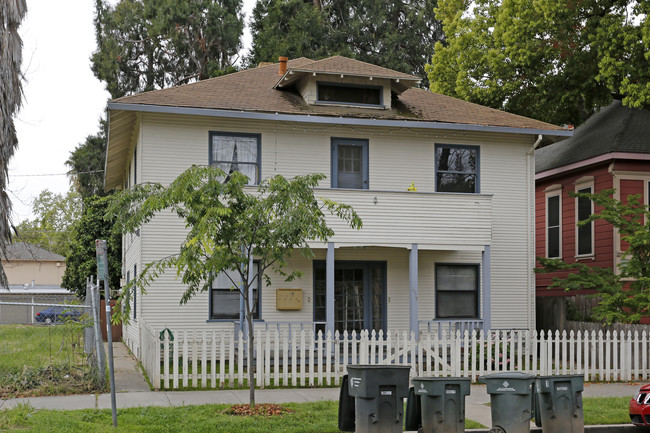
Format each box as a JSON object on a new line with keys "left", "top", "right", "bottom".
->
{"left": 479, "top": 372, "right": 535, "bottom": 395}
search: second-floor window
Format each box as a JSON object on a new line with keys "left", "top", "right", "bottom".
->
{"left": 547, "top": 194, "right": 561, "bottom": 258}
{"left": 209, "top": 132, "right": 261, "bottom": 185}
{"left": 331, "top": 138, "right": 369, "bottom": 189}
{"left": 576, "top": 186, "right": 593, "bottom": 256}
{"left": 435, "top": 144, "right": 479, "bottom": 193}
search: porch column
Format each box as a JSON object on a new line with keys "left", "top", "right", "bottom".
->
{"left": 482, "top": 245, "right": 491, "bottom": 330}
{"left": 326, "top": 242, "right": 335, "bottom": 336}
{"left": 409, "top": 244, "right": 419, "bottom": 337}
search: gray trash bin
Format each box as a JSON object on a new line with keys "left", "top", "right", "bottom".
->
{"left": 412, "top": 377, "right": 471, "bottom": 433}
{"left": 347, "top": 365, "right": 411, "bottom": 433}
{"left": 534, "top": 375, "right": 584, "bottom": 432}
{"left": 479, "top": 372, "right": 535, "bottom": 433}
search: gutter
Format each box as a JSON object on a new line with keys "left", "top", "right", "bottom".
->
{"left": 107, "top": 102, "right": 573, "bottom": 139}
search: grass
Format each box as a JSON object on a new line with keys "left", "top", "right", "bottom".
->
{"left": 0, "top": 400, "right": 485, "bottom": 432}
{"left": 0, "top": 323, "right": 104, "bottom": 398}
{"left": 0, "top": 396, "right": 634, "bottom": 432}
{"left": 583, "top": 396, "right": 631, "bottom": 425}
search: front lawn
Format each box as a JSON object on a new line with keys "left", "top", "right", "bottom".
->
{"left": 0, "top": 396, "right": 634, "bottom": 432}
{"left": 0, "top": 323, "right": 103, "bottom": 398}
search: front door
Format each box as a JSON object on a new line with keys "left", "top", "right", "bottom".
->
{"left": 314, "top": 261, "right": 386, "bottom": 334}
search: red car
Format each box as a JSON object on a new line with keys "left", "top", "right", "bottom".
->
{"left": 630, "top": 384, "right": 650, "bottom": 426}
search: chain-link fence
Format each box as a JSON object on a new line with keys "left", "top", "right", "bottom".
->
{"left": 0, "top": 280, "right": 106, "bottom": 398}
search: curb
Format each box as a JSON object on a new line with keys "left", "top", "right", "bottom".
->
{"left": 467, "top": 425, "right": 650, "bottom": 433}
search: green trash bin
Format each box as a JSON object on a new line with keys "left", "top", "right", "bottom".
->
{"left": 347, "top": 365, "right": 411, "bottom": 433}
{"left": 534, "top": 375, "right": 584, "bottom": 432}
{"left": 411, "top": 377, "right": 471, "bottom": 433}
{"left": 479, "top": 372, "right": 535, "bottom": 433}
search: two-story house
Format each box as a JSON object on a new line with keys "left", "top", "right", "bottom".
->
{"left": 104, "top": 56, "right": 570, "bottom": 357}
{"left": 535, "top": 99, "right": 650, "bottom": 329}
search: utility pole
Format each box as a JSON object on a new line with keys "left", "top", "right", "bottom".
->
{"left": 96, "top": 239, "right": 117, "bottom": 427}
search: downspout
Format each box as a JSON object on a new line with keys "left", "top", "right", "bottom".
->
{"left": 527, "top": 135, "right": 543, "bottom": 330}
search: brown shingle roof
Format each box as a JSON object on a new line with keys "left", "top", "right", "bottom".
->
{"left": 285, "top": 55, "right": 418, "bottom": 81}
{"left": 112, "top": 57, "right": 565, "bottom": 132}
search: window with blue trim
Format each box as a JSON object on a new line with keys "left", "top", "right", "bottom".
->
{"left": 436, "top": 264, "right": 479, "bottom": 319}
{"left": 435, "top": 144, "right": 479, "bottom": 193}
{"left": 210, "top": 262, "right": 260, "bottom": 320}
{"left": 331, "top": 138, "right": 369, "bottom": 189}
{"left": 209, "top": 132, "right": 261, "bottom": 185}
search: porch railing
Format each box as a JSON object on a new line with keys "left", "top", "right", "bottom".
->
{"left": 149, "top": 328, "right": 650, "bottom": 390}
{"left": 419, "top": 319, "right": 484, "bottom": 336}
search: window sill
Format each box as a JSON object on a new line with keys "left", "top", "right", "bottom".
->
{"left": 206, "top": 319, "right": 264, "bottom": 323}
{"left": 574, "top": 254, "right": 595, "bottom": 261}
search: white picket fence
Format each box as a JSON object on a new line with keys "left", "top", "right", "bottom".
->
{"left": 143, "top": 328, "right": 650, "bottom": 390}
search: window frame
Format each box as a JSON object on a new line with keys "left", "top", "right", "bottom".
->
{"left": 434, "top": 143, "right": 480, "bottom": 194}
{"left": 435, "top": 263, "right": 480, "bottom": 319}
{"left": 208, "top": 131, "right": 262, "bottom": 185}
{"left": 316, "top": 81, "right": 384, "bottom": 108}
{"left": 331, "top": 137, "right": 369, "bottom": 189}
{"left": 574, "top": 177, "right": 594, "bottom": 257}
{"left": 133, "top": 264, "right": 137, "bottom": 320}
{"left": 208, "top": 262, "right": 262, "bottom": 321}
{"left": 545, "top": 184, "right": 562, "bottom": 259}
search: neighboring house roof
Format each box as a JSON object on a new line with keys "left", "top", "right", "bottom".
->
{"left": 536, "top": 100, "right": 650, "bottom": 175}
{"left": 5, "top": 285, "right": 72, "bottom": 294}
{"left": 2, "top": 242, "right": 65, "bottom": 262}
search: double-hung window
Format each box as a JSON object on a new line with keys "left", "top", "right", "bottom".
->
{"left": 209, "top": 132, "right": 261, "bottom": 185}
{"left": 576, "top": 184, "right": 593, "bottom": 256}
{"left": 436, "top": 264, "right": 479, "bottom": 319}
{"left": 546, "top": 188, "right": 562, "bottom": 258}
{"left": 435, "top": 144, "right": 479, "bottom": 193}
{"left": 210, "top": 263, "right": 260, "bottom": 320}
{"left": 331, "top": 138, "right": 369, "bottom": 189}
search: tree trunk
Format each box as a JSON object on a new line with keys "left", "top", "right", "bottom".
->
{"left": 246, "top": 297, "right": 255, "bottom": 408}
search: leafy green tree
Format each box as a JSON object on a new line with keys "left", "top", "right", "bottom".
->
{"left": 62, "top": 195, "right": 121, "bottom": 299}
{"left": 110, "top": 166, "right": 361, "bottom": 406}
{"left": 14, "top": 188, "right": 82, "bottom": 257}
{"left": 66, "top": 118, "right": 108, "bottom": 199}
{"left": 428, "top": 0, "right": 649, "bottom": 126}
{"left": 247, "top": 0, "right": 443, "bottom": 86}
{"left": 92, "top": 0, "right": 244, "bottom": 99}
{"left": 0, "top": 0, "right": 27, "bottom": 288}
{"left": 536, "top": 190, "right": 650, "bottom": 324}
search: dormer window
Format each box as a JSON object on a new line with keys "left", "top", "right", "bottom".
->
{"left": 317, "top": 82, "right": 382, "bottom": 107}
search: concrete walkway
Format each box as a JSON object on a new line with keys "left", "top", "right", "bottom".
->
{"left": 0, "top": 341, "right": 645, "bottom": 431}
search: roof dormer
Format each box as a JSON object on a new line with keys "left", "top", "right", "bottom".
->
{"left": 273, "top": 56, "right": 420, "bottom": 110}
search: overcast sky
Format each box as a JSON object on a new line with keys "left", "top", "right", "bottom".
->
{"left": 9, "top": 0, "right": 256, "bottom": 224}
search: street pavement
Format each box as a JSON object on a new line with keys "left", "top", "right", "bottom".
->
{"left": 0, "top": 342, "right": 646, "bottom": 432}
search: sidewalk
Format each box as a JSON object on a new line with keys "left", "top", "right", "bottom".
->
{"left": 0, "top": 342, "right": 644, "bottom": 431}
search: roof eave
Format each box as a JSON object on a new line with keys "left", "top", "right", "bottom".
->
{"left": 107, "top": 101, "right": 572, "bottom": 137}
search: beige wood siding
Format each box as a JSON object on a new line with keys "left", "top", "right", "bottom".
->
{"left": 128, "top": 112, "right": 535, "bottom": 336}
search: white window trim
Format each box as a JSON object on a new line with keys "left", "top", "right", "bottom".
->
{"left": 544, "top": 184, "right": 562, "bottom": 259}
{"left": 574, "top": 176, "right": 594, "bottom": 259}
{"left": 611, "top": 170, "right": 650, "bottom": 273}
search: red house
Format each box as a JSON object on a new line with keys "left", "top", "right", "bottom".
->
{"left": 535, "top": 100, "right": 650, "bottom": 330}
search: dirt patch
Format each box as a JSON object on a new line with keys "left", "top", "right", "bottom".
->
{"left": 224, "top": 403, "right": 293, "bottom": 417}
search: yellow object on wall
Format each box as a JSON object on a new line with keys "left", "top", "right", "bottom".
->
{"left": 276, "top": 289, "right": 303, "bottom": 310}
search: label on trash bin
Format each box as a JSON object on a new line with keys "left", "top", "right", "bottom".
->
{"left": 380, "top": 390, "right": 392, "bottom": 396}
{"left": 445, "top": 389, "right": 457, "bottom": 394}
{"left": 417, "top": 383, "right": 427, "bottom": 394}
{"left": 350, "top": 377, "right": 361, "bottom": 389}
{"left": 496, "top": 380, "right": 515, "bottom": 392}
{"left": 556, "top": 386, "right": 569, "bottom": 391}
